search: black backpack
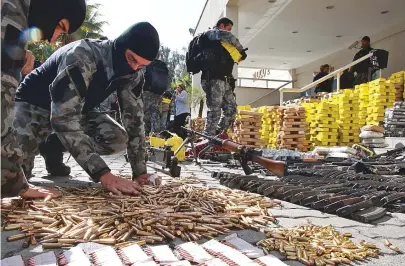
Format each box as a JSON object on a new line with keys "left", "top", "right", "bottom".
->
{"left": 144, "top": 59, "right": 169, "bottom": 96}
{"left": 186, "top": 33, "right": 208, "bottom": 74}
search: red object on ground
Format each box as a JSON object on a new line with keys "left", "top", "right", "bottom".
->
{"left": 187, "top": 132, "right": 230, "bottom": 158}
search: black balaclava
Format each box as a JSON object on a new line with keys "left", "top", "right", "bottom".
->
{"left": 112, "top": 22, "right": 160, "bottom": 77}
{"left": 28, "top": 0, "right": 86, "bottom": 41}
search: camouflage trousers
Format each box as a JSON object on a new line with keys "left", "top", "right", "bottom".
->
{"left": 201, "top": 78, "right": 237, "bottom": 135}
{"left": 14, "top": 102, "right": 129, "bottom": 175}
{"left": 1, "top": 74, "right": 29, "bottom": 198}
{"left": 143, "top": 91, "right": 161, "bottom": 135}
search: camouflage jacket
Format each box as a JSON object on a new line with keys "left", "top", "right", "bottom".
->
{"left": 1, "top": 0, "right": 30, "bottom": 82}
{"left": 204, "top": 27, "right": 244, "bottom": 53}
{"left": 49, "top": 39, "right": 147, "bottom": 182}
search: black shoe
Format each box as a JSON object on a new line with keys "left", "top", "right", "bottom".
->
{"left": 39, "top": 134, "right": 71, "bottom": 176}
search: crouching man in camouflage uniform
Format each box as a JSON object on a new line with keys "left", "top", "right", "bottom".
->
{"left": 1, "top": 0, "right": 86, "bottom": 198}
{"left": 201, "top": 17, "right": 247, "bottom": 136}
{"left": 13, "top": 22, "right": 162, "bottom": 195}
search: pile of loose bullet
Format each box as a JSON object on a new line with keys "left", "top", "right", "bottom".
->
{"left": 1, "top": 180, "right": 279, "bottom": 249}
{"left": 257, "top": 224, "right": 382, "bottom": 266}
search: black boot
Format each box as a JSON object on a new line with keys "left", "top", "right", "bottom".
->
{"left": 39, "top": 133, "right": 71, "bottom": 176}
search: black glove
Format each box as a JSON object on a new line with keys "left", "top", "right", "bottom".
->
{"left": 241, "top": 48, "right": 248, "bottom": 61}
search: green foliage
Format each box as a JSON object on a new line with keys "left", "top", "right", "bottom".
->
{"left": 74, "top": 3, "right": 108, "bottom": 40}
{"left": 27, "top": 41, "right": 59, "bottom": 62}
{"left": 158, "top": 46, "right": 187, "bottom": 86}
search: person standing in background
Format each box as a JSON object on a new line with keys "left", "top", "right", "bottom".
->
{"left": 351, "top": 36, "right": 373, "bottom": 85}
{"left": 199, "top": 18, "right": 247, "bottom": 136}
{"left": 143, "top": 90, "right": 162, "bottom": 135}
{"left": 173, "top": 84, "right": 190, "bottom": 139}
{"left": 160, "top": 91, "right": 172, "bottom": 130}
{"left": 313, "top": 64, "right": 333, "bottom": 94}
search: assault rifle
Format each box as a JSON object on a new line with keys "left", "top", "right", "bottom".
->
{"left": 181, "top": 127, "right": 286, "bottom": 177}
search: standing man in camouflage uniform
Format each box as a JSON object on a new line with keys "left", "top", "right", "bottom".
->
{"left": 14, "top": 22, "right": 161, "bottom": 195}
{"left": 1, "top": 0, "right": 86, "bottom": 198}
{"left": 201, "top": 17, "right": 247, "bottom": 136}
{"left": 143, "top": 90, "right": 162, "bottom": 135}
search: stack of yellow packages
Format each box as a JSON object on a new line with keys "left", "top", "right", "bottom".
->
{"left": 357, "top": 83, "right": 369, "bottom": 127}
{"left": 366, "top": 78, "right": 395, "bottom": 125}
{"left": 309, "top": 101, "right": 339, "bottom": 146}
{"left": 231, "top": 105, "right": 252, "bottom": 139}
{"left": 268, "top": 107, "right": 280, "bottom": 148}
{"left": 336, "top": 89, "right": 361, "bottom": 146}
{"left": 302, "top": 101, "right": 319, "bottom": 150}
{"left": 258, "top": 106, "right": 271, "bottom": 146}
{"left": 389, "top": 70, "right": 404, "bottom": 102}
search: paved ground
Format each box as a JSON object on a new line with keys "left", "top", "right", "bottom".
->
{"left": 2, "top": 153, "right": 405, "bottom": 265}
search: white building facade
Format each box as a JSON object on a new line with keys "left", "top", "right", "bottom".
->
{"left": 191, "top": 0, "right": 405, "bottom": 116}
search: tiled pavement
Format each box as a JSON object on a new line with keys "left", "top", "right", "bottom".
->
{"left": 2, "top": 153, "right": 405, "bottom": 265}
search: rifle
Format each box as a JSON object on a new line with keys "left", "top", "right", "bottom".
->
{"left": 181, "top": 127, "right": 286, "bottom": 177}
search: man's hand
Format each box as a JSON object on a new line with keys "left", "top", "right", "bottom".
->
{"left": 100, "top": 172, "right": 141, "bottom": 195}
{"left": 21, "top": 50, "right": 35, "bottom": 75}
{"left": 135, "top": 173, "right": 162, "bottom": 186}
{"left": 21, "top": 186, "right": 61, "bottom": 199}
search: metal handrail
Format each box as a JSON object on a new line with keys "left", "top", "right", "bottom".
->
{"left": 248, "top": 80, "right": 293, "bottom": 105}
{"left": 279, "top": 52, "right": 374, "bottom": 104}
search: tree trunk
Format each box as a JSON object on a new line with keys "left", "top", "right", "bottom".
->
{"left": 198, "top": 99, "right": 204, "bottom": 118}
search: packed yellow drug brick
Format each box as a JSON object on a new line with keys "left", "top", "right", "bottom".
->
{"left": 389, "top": 70, "right": 405, "bottom": 84}
{"left": 390, "top": 70, "right": 405, "bottom": 101}
{"left": 237, "top": 105, "right": 252, "bottom": 119}
{"left": 258, "top": 106, "right": 273, "bottom": 145}
{"left": 335, "top": 90, "right": 360, "bottom": 145}
{"left": 268, "top": 107, "right": 281, "bottom": 148}
{"left": 309, "top": 101, "right": 339, "bottom": 146}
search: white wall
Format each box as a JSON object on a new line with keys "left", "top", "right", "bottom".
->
{"left": 294, "top": 23, "right": 405, "bottom": 89}
{"left": 194, "top": 0, "right": 229, "bottom": 35}
{"left": 235, "top": 87, "right": 300, "bottom": 107}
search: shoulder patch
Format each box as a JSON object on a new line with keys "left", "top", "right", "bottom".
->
{"left": 68, "top": 66, "right": 87, "bottom": 99}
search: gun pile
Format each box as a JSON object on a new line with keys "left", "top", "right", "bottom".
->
{"left": 213, "top": 169, "right": 405, "bottom": 222}
{"left": 385, "top": 102, "right": 405, "bottom": 137}
{"left": 1, "top": 180, "right": 280, "bottom": 249}
{"left": 257, "top": 224, "right": 381, "bottom": 265}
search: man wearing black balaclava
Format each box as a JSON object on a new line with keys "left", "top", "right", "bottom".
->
{"left": 14, "top": 22, "right": 162, "bottom": 196}
{"left": 1, "top": 0, "right": 86, "bottom": 199}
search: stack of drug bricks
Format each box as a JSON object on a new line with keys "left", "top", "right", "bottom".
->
{"left": 390, "top": 70, "right": 405, "bottom": 101}
{"left": 1, "top": 180, "right": 279, "bottom": 249}
{"left": 335, "top": 89, "right": 361, "bottom": 146}
{"left": 276, "top": 106, "right": 308, "bottom": 151}
{"left": 356, "top": 83, "right": 369, "bottom": 127}
{"left": 309, "top": 101, "right": 339, "bottom": 147}
{"left": 191, "top": 117, "right": 206, "bottom": 132}
{"left": 232, "top": 110, "right": 264, "bottom": 148}
{"left": 385, "top": 102, "right": 405, "bottom": 137}
{"left": 258, "top": 106, "right": 271, "bottom": 146}
{"left": 268, "top": 106, "right": 280, "bottom": 148}
{"left": 302, "top": 100, "right": 320, "bottom": 150}
{"left": 366, "top": 78, "right": 395, "bottom": 125}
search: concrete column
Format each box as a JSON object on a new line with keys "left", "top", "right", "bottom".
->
{"left": 224, "top": 4, "right": 239, "bottom": 79}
